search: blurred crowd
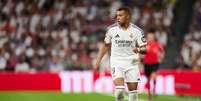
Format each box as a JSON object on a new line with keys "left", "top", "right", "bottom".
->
{"left": 0, "top": 0, "right": 196, "bottom": 72}
{"left": 177, "top": 0, "right": 201, "bottom": 71}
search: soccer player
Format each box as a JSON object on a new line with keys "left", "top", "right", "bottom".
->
{"left": 95, "top": 7, "right": 147, "bottom": 101}
{"left": 143, "top": 31, "right": 165, "bottom": 101}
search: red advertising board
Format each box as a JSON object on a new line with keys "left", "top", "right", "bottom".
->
{"left": 159, "top": 70, "right": 201, "bottom": 96}
{"left": 0, "top": 72, "right": 61, "bottom": 91}
{"left": 0, "top": 70, "right": 200, "bottom": 96}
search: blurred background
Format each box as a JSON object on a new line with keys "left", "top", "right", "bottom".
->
{"left": 0, "top": 0, "right": 200, "bottom": 101}
{"left": 0, "top": 0, "right": 201, "bottom": 72}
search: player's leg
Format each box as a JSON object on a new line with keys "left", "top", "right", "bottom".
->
{"left": 150, "top": 72, "right": 156, "bottom": 96}
{"left": 114, "top": 78, "right": 125, "bottom": 101}
{"left": 150, "top": 63, "right": 159, "bottom": 96}
{"left": 111, "top": 67, "right": 125, "bottom": 101}
{"left": 127, "top": 82, "right": 138, "bottom": 101}
{"left": 125, "top": 67, "right": 140, "bottom": 101}
{"left": 144, "top": 64, "right": 152, "bottom": 101}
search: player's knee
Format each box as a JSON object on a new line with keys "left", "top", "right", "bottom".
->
{"left": 114, "top": 78, "right": 124, "bottom": 86}
{"left": 127, "top": 82, "right": 138, "bottom": 91}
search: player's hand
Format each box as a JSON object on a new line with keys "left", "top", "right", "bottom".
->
{"left": 133, "top": 47, "right": 140, "bottom": 53}
{"left": 94, "top": 61, "right": 100, "bottom": 72}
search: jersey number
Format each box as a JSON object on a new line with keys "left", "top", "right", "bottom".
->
{"left": 112, "top": 67, "right": 115, "bottom": 75}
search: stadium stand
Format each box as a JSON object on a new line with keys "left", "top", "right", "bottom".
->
{"left": 0, "top": 0, "right": 200, "bottom": 72}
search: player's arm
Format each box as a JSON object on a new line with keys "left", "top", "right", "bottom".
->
{"left": 95, "top": 27, "right": 112, "bottom": 71}
{"left": 133, "top": 30, "right": 147, "bottom": 54}
{"left": 133, "top": 45, "right": 147, "bottom": 54}
{"left": 95, "top": 43, "right": 111, "bottom": 71}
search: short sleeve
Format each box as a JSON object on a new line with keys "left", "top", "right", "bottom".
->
{"left": 104, "top": 29, "right": 112, "bottom": 44}
{"left": 136, "top": 31, "right": 147, "bottom": 47}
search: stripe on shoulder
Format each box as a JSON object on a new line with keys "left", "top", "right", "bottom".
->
{"left": 131, "top": 23, "right": 144, "bottom": 34}
{"left": 107, "top": 23, "right": 118, "bottom": 30}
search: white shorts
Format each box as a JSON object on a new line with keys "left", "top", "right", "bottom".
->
{"left": 111, "top": 65, "right": 140, "bottom": 82}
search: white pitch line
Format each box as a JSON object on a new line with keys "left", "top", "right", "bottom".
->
{"left": 97, "top": 93, "right": 147, "bottom": 101}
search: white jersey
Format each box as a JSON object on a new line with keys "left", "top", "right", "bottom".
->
{"left": 104, "top": 23, "right": 147, "bottom": 68}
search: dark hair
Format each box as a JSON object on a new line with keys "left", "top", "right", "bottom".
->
{"left": 148, "top": 28, "right": 156, "bottom": 33}
{"left": 117, "top": 6, "right": 131, "bottom": 16}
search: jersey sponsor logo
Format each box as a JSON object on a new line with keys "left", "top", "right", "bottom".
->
{"left": 115, "top": 40, "right": 133, "bottom": 47}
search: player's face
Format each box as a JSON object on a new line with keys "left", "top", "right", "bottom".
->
{"left": 116, "top": 11, "right": 130, "bottom": 25}
{"left": 147, "top": 33, "right": 155, "bottom": 42}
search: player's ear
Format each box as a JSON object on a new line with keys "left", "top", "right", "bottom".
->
{"left": 126, "top": 14, "right": 130, "bottom": 19}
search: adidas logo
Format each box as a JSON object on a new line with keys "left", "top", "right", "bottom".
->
{"left": 115, "top": 34, "right": 120, "bottom": 38}
{"left": 137, "top": 78, "right": 140, "bottom": 81}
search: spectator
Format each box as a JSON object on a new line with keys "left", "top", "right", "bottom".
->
{"left": 15, "top": 54, "right": 30, "bottom": 72}
{"left": 178, "top": 0, "right": 201, "bottom": 71}
{"left": 0, "top": 0, "right": 174, "bottom": 72}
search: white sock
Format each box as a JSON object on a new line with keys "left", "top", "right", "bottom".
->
{"left": 128, "top": 90, "right": 138, "bottom": 101}
{"left": 114, "top": 86, "right": 124, "bottom": 101}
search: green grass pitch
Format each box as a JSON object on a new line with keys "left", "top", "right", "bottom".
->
{"left": 0, "top": 92, "right": 199, "bottom": 101}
